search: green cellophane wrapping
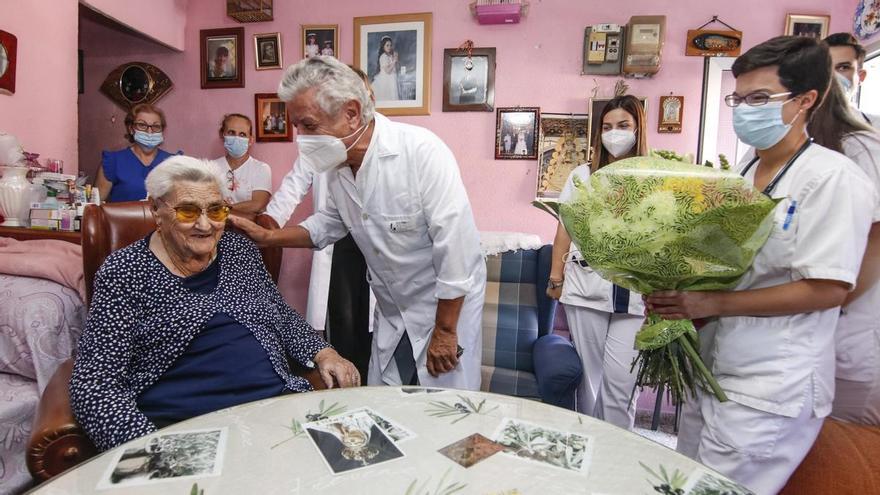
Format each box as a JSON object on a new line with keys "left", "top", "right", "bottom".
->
{"left": 559, "top": 156, "right": 779, "bottom": 404}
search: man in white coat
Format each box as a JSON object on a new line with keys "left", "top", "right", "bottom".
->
{"left": 233, "top": 56, "right": 486, "bottom": 390}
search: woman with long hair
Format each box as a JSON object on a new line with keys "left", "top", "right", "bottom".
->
{"left": 371, "top": 36, "right": 399, "bottom": 100}
{"left": 547, "top": 95, "right": 648, "bottom": 429}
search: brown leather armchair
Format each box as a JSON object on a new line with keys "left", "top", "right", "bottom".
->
{"left": 26, "top": 201, "right": 321, "bottom": 483}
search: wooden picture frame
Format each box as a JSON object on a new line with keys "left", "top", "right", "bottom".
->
{"left": 442, "top": 47, "right": 495, "bottom": 112}
{"left": 254, "top": 32, "right": 282, "bottom": 70}
{"left": 784, "top": 14, "right": 831, "bottom": 39}
{"left": 100, "top": 62, "right": 174, "bottom": 110}
{"left": 354, "top": 13, "right": 432, "bottom": 116}
{"left": 495, "top": 107, "right": 541, "bottom": 160}
{"left": 302, "top": 25, "right": 338, "bottom": 59}
{"left": 201, "top": 27, "right": 245, "bottom": 89}
{"left": 658, "top": 95, "right": 684, "bottom": 133}
{"left": 254, "top": 93, "right": 292, "bottom": 142}
{"left": 536, "top": 113, "right": 589, "bottom": 200}
{"left": 0, "top": 30, "right": 18, "bottom": 94}
{"left": 587, "top": 96, "right": 648, "bottom": 152}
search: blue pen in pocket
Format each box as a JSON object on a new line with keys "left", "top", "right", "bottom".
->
{"left": 782, "top": 200, "right": 797, "bottom": 231}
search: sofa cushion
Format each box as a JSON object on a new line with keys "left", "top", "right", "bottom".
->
{"left": 480, "top": 365, "right": 539, "bottom": 398}
{"left": 482, "top": 250, "right": 540, "bottom": 373}
{"left": 532, "top": 334, "right": 583, "bottom": 409}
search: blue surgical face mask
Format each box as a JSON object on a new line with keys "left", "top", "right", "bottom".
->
{"left": 223, "top": 135, "right": 250, "bottom": 158}
{"left": 732, "top": 99, "right": 802, "bottom": 151}
{"left": 835, "top": 72, "right": 856, "bottom": 101}
{"left": 133, "top": 130, "right": 164, "bottom": 150}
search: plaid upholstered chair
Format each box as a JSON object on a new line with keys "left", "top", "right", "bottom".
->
{"left": 480, "top": 245, "right": 583, "bottom": 408}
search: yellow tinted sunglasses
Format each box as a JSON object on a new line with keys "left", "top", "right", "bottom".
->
{"left": 157, "top": 198, "right": 230, "bottom": 223}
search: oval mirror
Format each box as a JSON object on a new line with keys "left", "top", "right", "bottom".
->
{"left": 120, "top": 65, "right": 151, "bottom": 103}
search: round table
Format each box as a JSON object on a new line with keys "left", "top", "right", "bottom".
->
{"left": 28, "top": 387, "right": 751, "bottom": 494}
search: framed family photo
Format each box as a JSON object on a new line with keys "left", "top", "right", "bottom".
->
{"left": 254, "top": 32, "right": 282, "bottom": 70}
{"left": 354, "top": 13, "right": 432, "bottom": 116}
{"left": 784, "top": 14, "right": 831, "bottom": 39}
{"left": 495, "top": 107, "right": 541, "bottom": 160}
{"left": 254, "top": 93, "right": 292, "bottom": 142}
{"left": 442, "top": 47, "right": 495, "bottom": 112}
{"left": 536, "top": 113, "right": 589, "bottom": 199}
{"left": 302, "top": 25, "right": 338, "bottom": 59}
{"left": 200, "top": 27, "right": 245, "bottom": 89}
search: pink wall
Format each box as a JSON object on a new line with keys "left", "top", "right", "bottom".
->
{"left": 81, "top": 0, "right": 188, "bottom": 51}
{"left": 77, "top": 0, "right": 856, "bottom": 313}
{"left": 0, "top": 0, "right": 79, "bottom": 169}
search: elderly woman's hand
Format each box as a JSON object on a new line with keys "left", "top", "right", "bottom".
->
{"left": 314, "top": 348, "right": 361, "bottom": 388}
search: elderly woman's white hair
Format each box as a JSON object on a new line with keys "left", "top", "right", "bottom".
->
{"left": 277, "top": 56, "right": 375, "bottom": 125}
{"left": 145, "top": 155, "right": 223, "bottom": 199}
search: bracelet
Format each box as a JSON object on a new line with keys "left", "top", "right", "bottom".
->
{"left": 548, "top": 278, "right": 564, "bottom": 289}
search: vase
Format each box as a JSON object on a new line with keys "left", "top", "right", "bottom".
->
{"left": 0, "top": 166, "right": 34, "bottom": 227}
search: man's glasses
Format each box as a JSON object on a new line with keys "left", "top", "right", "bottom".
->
{"left": 157, "top": 198, "right": 230, "bottom": 223}
{"left": 226, "top": 170, "right": 236, "bottom": 192}
{"left": 133, "top": 121, "right": 164, "bottom": 133}
{"left": 724, "top": 91, "right": 792, "bottom": 108}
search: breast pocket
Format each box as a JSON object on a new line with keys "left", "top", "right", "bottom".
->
{"left": 380, "top": 212, "right": 429, "bottom": 242}
{"left": 759, "top": 199, "right": 797, "bottom": 268}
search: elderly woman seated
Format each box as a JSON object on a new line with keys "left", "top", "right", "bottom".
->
{"left": 70, "top": 156, "right": 358, "bottom": 452}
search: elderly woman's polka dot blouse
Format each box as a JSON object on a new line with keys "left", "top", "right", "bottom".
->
{"left": 70, "top": 231, "right": 329, "bottom": 451}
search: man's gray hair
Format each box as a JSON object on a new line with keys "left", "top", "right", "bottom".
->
{"left": 278, "top": 56, "right": 375, "bottom": 125}
{"left": 145, "top": 155, "right": 222, "bottom": 199}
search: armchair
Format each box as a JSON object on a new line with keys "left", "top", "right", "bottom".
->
{"left": 26, "top": 201, "right": 319, "bottom": 483}
{"left": 480, "top": 245, "right": 583, "bottom": 409}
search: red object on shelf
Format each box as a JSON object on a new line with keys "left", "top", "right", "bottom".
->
{"left": 474, "top": 3, "right": 522, "bottom": 25}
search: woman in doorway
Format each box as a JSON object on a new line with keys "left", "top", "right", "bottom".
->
{"left": 547, "top": 95, "right": 648, "bottom": 430}
{"left": 95, "top": 103, "right": 178, "bottom": 202}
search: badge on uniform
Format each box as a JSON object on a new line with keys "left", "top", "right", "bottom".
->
{"left": 389, "top": 219, "right": 413, "bottom": 232}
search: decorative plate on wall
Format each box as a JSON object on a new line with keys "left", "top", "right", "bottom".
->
{"left": 0, "top": 30, "right": 17, "bottom": 94}
{"left": 100, "top": 62, "right": 173, "bottom": 110}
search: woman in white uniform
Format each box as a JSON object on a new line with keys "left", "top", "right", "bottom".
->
{"left": 646, "top": 36, "right": 876, "bottom": 494}
{"left": 548, "top": 95, "right": 648, "bottom": 430}
{"left": 808, "top": 75, "right": 880, "bottom": 426}
{"left": 208, "top": 113, "right": 272, "bottom": 214}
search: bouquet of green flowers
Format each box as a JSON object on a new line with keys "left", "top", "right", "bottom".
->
{"left": 559, "top": 155, "right": 778, "bottom": 404}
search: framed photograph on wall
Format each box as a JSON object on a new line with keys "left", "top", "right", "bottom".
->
{"left": 254, "top": 93, "right": 292, "bottom": 142}
{"left": 588, "top": 96, "right": 648, "bottom": 153}
{"left": 784, "top": 14, "right": 831, "bottom": 39}
{"left": 0, "top": 29, "right": 18, "bottom": 94}
{"left": 658, "top": 95, "right": 684, "bottom": 133}
{"left": 442, "top": 47, "right": 495, "bottom": 112}
{"left": 201, "top": 27, "right": 245, "bottom": 89}
{"left": 254, "top": 32, "right": 282, "bottom": 70}
{"left": 495, "top": 107, "right": 541, "bottom": 160}
{"left": 302, "top": 25, "right": 338, "bottom": 59}
{"left": 354, "top": 13, "right": 432, "bottom": 116}
{"left": 536, "top": 113, "right": 589, "bottom": 199}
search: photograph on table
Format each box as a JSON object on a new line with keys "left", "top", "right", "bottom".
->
{"left": 683, "top": 470, "right": 754, "bottom": 495}
{"left": 302, "top": 25, "right": 338, "bottom": 59}
{"left": 438, "top": 433, "right": 506, "bottom": 468}
{"left": 495, "top": 107, "right": 541, "bottom": 160}
{"left": 354, "top": 13, "right": 432, "bottom": 116}
{"left": 399, "top": 386, "right": 448, "bottom": 395}
{"left": 254, "top": 93, "right": 292, "bottom": 142}
{"left": 588, "top": 96, "right": 648, "bottom": 151}
{"left": 536, "top": 113, "right": 589, "bottom": 200}
{"left": 784, "top": 14, "right": 831, "bottom": 39}
{"left": 201, "top": 27, "right": 245, "bottom": 89}
{"left": 304, "top": 410, "right": 405, "bottom": 475}
{"left": 442, "top": 47, "right": 495, "bottom": 112}
{"left": 347, "top": 407, "right": 416, "bottom": 443}
{"left": 254, "top": 32, "right": 282, "bottom": 70}
{"left": 97, "top": 428, "right": 227, "bottom": 489}
{"left": 491, "top": 418, "right": 592, "bottom": 474}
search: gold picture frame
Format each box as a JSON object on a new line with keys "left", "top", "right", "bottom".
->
{"left": 302, "top": 24, "right": 338, "bottom": 59}
{"left": 784, "top": 14, "right": 831, "bottom": 39}
{"left": 354, "top": 13, "right": 432, "bottom": 116}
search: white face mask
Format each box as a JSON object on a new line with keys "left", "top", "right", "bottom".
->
{"left": 296, "top": 123, "right": 369, "bottom": 174}
{"left": 601, "top": 129, "right": 637, "bottom": 158}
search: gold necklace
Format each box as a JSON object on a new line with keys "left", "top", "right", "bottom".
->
{"left": 158, "top": 233, "right": 217, "bottom": 277}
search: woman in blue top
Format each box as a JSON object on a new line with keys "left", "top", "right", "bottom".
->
{"left": 95, "top": 103, "right": 177, "bottom": 202}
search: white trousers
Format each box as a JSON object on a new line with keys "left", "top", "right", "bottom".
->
{"left": 677, "top": 389, "right": 824, "bottom": 495}
{"left": 563, "top": 304, "right": 642, "bottom": 430}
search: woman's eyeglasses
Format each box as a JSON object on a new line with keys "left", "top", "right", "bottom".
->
{"left": 132, "top": 121, "right": 164, "bottom": 133}
{"left": 724, "top": 91, "right": 792, "bottom": 108}
{"left": 157, "top": 198, "right": 230, "bottom": 223}
{"left": 226, "top": 170, "right": 236, "bottom": 192}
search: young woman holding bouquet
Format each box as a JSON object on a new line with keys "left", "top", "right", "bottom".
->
{"left": 547, "top": 95, "right": 649, "bottom": 430}
{"left": 645, "top": 37, "right": 877, "bottom": 494}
